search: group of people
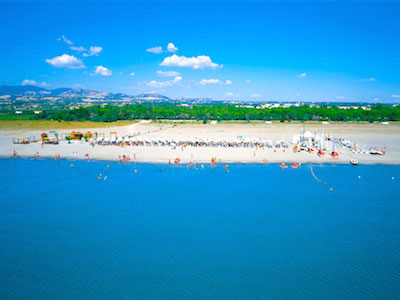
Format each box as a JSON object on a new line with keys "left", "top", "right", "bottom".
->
{"left": 118, "top": 155, "right": 132, "bottom": 163}
{"left": 90, "top": 136, "right": 286, "bottom": 149}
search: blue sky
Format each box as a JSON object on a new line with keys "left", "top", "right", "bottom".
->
{"left": 1, "top": 1, "right": 400, "bottom": 102}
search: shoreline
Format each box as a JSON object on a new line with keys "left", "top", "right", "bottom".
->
{"left": 1, "top": 121, "right": 399, "bottom": 165}
{"left": 3, "top": 156, "right": 400, "bottom": 166}
{"left": 2, "top": 154, "right": 399, "bottom": 166}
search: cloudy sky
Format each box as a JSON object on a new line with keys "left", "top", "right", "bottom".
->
{"left": 1, "top": 0, "right": 400, "bottom": 102}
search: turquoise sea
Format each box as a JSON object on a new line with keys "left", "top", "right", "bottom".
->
{"left": 0, "top": 158, "right": 399, "bottom": 299}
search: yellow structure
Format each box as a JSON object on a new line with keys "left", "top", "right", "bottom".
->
{"left": 42, "top": 137, "right": 58, "bottom": 145}
{"left": 62, "top": 131, "right": 104, "bottom": 140}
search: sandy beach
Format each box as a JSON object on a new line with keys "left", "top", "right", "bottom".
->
{"left": 1, "top": 121, "right": 399, "bottom": 164}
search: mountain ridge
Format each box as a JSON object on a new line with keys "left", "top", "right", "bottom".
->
{"left": 0, "top": 85, "right": 170, "bottom": 101}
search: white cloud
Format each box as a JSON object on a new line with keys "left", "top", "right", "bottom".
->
{"left": 45, "top": 54, "right": 85, "bottom": 69}
{"left": 156, "top": 70, "right": 181, "bottom": 77}
{"left": 336, "top": 96, "right": 345, "bottom": 100}
{"left": 22, "top": 79, "right": 37, "bottom": 86}
{"left": 297, "top": 72, "right": 307, "bottom": 78}
{"left": 392, "top": 95, "right": 400, "bottom": 98}
{"left": 198, "top": 78, "right": 231, "bottom": 85}
{"left": 56, "top": 35, "right": 101, "bottom": 57}
{"left": 146, "top": 76, "right": 182, "bottom": 88}
{"left": 251, "top": 93, "right": 262, "bottom": 98}
{"left": 21, "top": 79, "right": 49, "bottom": 87}
{"left": 245, "top": 79, "right": 251, "bottom": 84}
{"left": 70, "top": 46, "right": 87, "bottom": 52}
{"left": 91, "top": 66, "right": 112, "bottom": 76}
{"left": 83, "top": 46, "right": 103, "bottom": 57}
{"left": 146, "top": 46, "right": 163, "bottom": 54}
{"left": 167, "top": 43, "right": 178, "bottom": 53}
{"left": 57, "top": 35, "right": 73, "bottom": 45}
{"left": 296, "top": 93, "right": 301, "bottom": 96}
{"left": 199, "top": 79, "right": 221, "bottom": 85}
{"left": 130, "top": 72, "right": 136, "bottom": 76}
{"left": 360, "top": 78, "right": 376, "bottom": 82}
{"left": 225, "top": 92, "right": 239, "bottom": 98}
{"left": 160, "top": 54, "right": 221, "bottom": 69}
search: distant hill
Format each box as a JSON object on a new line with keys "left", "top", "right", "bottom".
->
{"left": 0, "top": 85, "right": 47, "bottom": 95}
{"left": 0, "top": 85, "right": 170, "bottom": 101}
{"left": 136, "top": 92, "right": 170, "bottom": 101}
{"left": 51, "top": 88, "right": 73, "bottom": 96}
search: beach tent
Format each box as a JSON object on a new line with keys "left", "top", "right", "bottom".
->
{"left": 304, "top": 131, "right": 314, "bottom": 139}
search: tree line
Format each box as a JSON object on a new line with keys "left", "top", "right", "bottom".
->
{"left": 30, "top": 103, "right": 400, "bottom": 122}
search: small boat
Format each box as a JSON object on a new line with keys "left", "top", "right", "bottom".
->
{"left": 369, "top": 149, "right": 378, "bottom": 155}
{"left": 350, "top": 159, "right": 359, "bottom": 165}
{"left": 369, "top": 148, "right": 384, "bottom": 155}
{"left": 331, "top": 151, "right": 339, "bottom": 157}
{"left": 280, "top": 163, "right": 288, "bottom": 169}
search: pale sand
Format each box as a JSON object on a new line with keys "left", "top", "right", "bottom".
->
{"left": 1, "top": 121, "right": 399, "bottom": 164}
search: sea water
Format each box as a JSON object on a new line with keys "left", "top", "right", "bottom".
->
{"left": 0, "top": 158, "right": 399, "bottom": 299}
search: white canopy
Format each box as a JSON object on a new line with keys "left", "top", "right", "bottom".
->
{"left": 304, "top": 131, "right": 314, "bottom": 139}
